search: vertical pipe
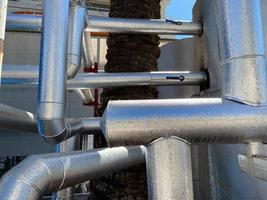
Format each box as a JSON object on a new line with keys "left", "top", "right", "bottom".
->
{"left": 67, "top": 2, "right": 85, "bottom": 79}
{"left": 0, "top": 0, "right": 8, "bottom": 85}
{"left": 56, "top": 137, "right": 77, "bottom": 200}
{"left": 145, "top": 137, "right": 193, "bottom": 200}
{"left": 80, "top": 135, "right": 94, "bottom": 193}
{"left": 82, "top": 31, "right": 95, "bottom": 68}
{"left": 37, "top": 0, "right": 70, "bottom": 144}
{"left": 215, "top": 0, "right": 267, "bottom": 106}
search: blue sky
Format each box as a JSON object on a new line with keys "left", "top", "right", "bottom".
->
{"left": 166, "top": 0, "right": 196, "bottom": 38}
{"left": 166, "top": 0, "right": 196, "bottom": 20}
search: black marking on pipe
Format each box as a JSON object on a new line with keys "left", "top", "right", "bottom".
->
{"left": 166, "top": 76, "right": 185, "bottom": 81}
{"left": 166, "top": 19, "right": 183, "bottom": 26}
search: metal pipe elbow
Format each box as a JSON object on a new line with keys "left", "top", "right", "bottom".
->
{"left": 0, "top": 155, "right": 52, "bottom": 200}
{"left": 38, "top": 118, "right": 81, "bottom": 144}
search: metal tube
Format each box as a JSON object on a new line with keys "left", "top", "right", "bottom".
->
{"left": 37, "top": 0, "right": 71, "bottom": 144}
{"left": 56, "top": 137, "right": 77, "bottom": 200}
{"left": 146, "top": 137, "right": 193, "bottom": 200}
{"left": 215, "top": 0, "right": 267, "bottom": 106}
{"left": 101, "top": 98, "right": 267, "bottom": 146}
{"left": 0, "top": 0, "right": 8, "bottom": 84}
{"left": 67, "top": 3, "right": 85, "bottom": 79}
{"left": 74, "top": 89, "right": 94, "bottom": 104}
{"left": 0, "top": 101, "right": 100, "bottom": 134}
{"left": 86, "top": 16, "right": 202, "bottom": 35}
{"left": 82, "top": 31, "right": 95, "bottom": 68}
{"left": 0, "top": 146, "right": 146, "bottom": 200}
{"left": 6, "top": 14, "right": 42, "bottom": 32}
{"left": 6, "top": 14, "right": 202, "bottom": 35}
{"left": 1, "top": 64, "right": 39, "bottom": 85}
{"left": 0, "top": 66, "right": 207, "bottom": 88}
{"left": 68, "top": 71, "right": 207, "bottom": 89}
{"left": 0, "top": 103, "right": 37, "bottom": 133}
{"left": 81, "top": 117, "right": 101, "bottom": 132}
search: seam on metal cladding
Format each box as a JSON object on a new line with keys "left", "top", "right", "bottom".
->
{"left": 224, "top": 96, "right": 267, "bottom": 107}
{"left": 57, "top": 158, "right": 66, "bottom": 191}
{"left": 38, "top": 128, "right": 67, "bottom": 139}
{"left": 42, "top": 159, "right": 53, "bottom": 192}
{"left": 8, "top": 174, "right": 42, "bottom": 195}
{"left": 219, "top": 54, "right": 265, "bottom": 66}
{"left": 146, "top": 136, "right": 191, "bottom": 147}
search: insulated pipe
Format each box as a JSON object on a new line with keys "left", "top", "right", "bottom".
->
{"left": 85, "top": 16, "right": 202, "bottom": 35}
{"left": 55, "top": 137, "right": 77, "bottom": 200}
{"left": 6, "top": 14, "right": 42, "bottom": 32}
{"left": 38, "top": 0, "right": 71, "bottom": 144}
{"left": 67, "top": 3, "right": 85, "bottom": 79}
{"left": 101, "top": 98, "right": 267, "bottom": 146}
{"left": 74, "top": 89, "right": 94, "bottom": 104}
{"left": 6, "top": 14, "right": 202, "bottom": 35}
{"left": 0, "top": 146, "right": 146, "bottom": 200}
{"left": 1, "top": 64, "right": 39, "bottom": 85}
{"left": 68, "top": 71, "right": 207, "bottom": 89}
{"left": 0, "top": 0, "right": 8, "bottom": 83}
{"left": 0, "top": 101, "right": 101, "bottom": 134}
{"left": 82, "top": 9, "right": 95, "bottom": 68}
{"left": 215, "top": 0, "right": 267, "bottom": 106}
{"left": 0, "top": 66, "right": 207, "bottom": 88}
{"left": 146, "top": 137, "right": 193, "bottom": 200}
{"left": 82, "top": 31, "right": 95, "bottom": 68}
{"left": 0, "top": 103, "right": 37, "bottom": 133}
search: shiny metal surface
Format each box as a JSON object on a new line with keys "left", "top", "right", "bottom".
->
{"left": 1, "top": 64, "right": 39, "bottom": 85}
{"left": 37, "top": 0, "right": 70, "bottom": 144}
{"left": 6, "top": 14, "right": 42, "bottom": 32}
{"left": 68, "top": 71, "right": 207, "bottom": 89}
{"left": 67, "top": 3, "right": 85, "bottom": 79}
{"left": 102, "top": 98, "right": 267, "bottom": 146}
{"left": 1, "top": 67, "right": 206, "bottom": 87}
{"left": 0, "top": 103, "right": 37, "bottom": 133}
{"left": 74, "top": 89, "right": 94, "bottom": 104}
{"left": 86, "top": 16, "right": 202, "bottom": 35}
{"left": 146, "top": 137, "right": 193, "bottom": 200}
{"left": 6, "top": 14, "right": 202, "bottom": 35}
{"left": 56, "top": 137, "right": 77, "bottom": 200}
{"left": 0, "top": 100, "right": 100, "bottom": 134}
{"left": 215, "top": 0, "right": 267, "bottom": 106}
{"left": 0, "top": 146, "right": 145, "bottom": 200}
{"left": 82, "top": 32, "right": 95, "bottom": 68}
{"left": 81, "top": 117, "right": 101, "bottom": 132}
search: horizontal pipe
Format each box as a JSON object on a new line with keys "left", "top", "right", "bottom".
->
{"left": 6, "top": 14, "right": 202, "bottom": 35}
{"left": 67, "top": 71, "right": 207, "bottom": 89}
{"left": 0, "top": 103, "right": 36, "bottom": 133}
{"left": 86, "top": 16, "right": 202, "bottom": 35}
{"left": 0, "top": 146, "right": 146, "bottom": 200}
{"left": 0, "top": 101, "right": 101, "bottom": 134}
{"left": 6, "top": 14, "right": 42, "bottom": 32}
{"left": 1, "top": 64, "right": 39, "bottom": 85}
{"left": 1, "top": 66, "right": 207, "bottom": 87}
{"left": 101, "top": 98, "right": 267, "bottom": 146}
